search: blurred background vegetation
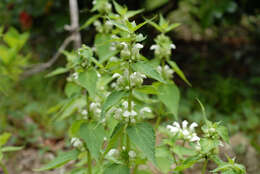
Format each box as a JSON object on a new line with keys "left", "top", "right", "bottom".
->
{"left": 0, "top": 0, "right": 259, "bottom": 172}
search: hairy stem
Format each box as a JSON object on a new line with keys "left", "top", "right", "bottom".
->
{"left": 201, "top": 159, "right": 208, "bottom": 174}
{"left": 87, "top": 149, "right": 92, "bottom": 174}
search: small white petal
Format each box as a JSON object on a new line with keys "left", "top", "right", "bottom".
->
{"left": 182, "top": 120, "right": 188, "bottom": 129}
{"left": 173, "top": 122, "right": 180, "bottom": 128}
{"left": 150, "top": 45, "right": 158, "bottom": 50}
{"left": 140, "top": 107, "right": 152, "bottom": 113}
{"left": 112, "top": 73, "right": 121, "bottom": 78}
{"left": 134, "top": 43, "right": 143, "bottom": 49}
{"left": 167, "top": 125, "right": 179, "bottom": 133}
{"left": 170, "top": 44, "right": 176, "bottom": 49}
{"left": 190, "top": 135, "right": 200, "bottom": 142}
{"left": 189, "top": 122, "right": 198, "bottom": 130}
{"left": 182, "top": 129, "right": 189, "bottom": 136}
{"left": 123, "top": 111, "right": 131, "bottom": 117}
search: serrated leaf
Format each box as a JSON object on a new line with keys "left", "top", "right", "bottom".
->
{"left": 35, "top": 149, "right": 79, "bottom": 171}
{"left": 109, "top": 20, "right": 130, "bottom": 33}
{"left": 45, "top": 67, "right": 69, "bottom": 78}
{"left": 167, "top": 60, "right": 191, "bottom": 86}
{"left": 165, "top": 23, "right": 181, "bottom": 33}
{"left": 101, "top": 90, "right": 128, "bottom": 118}
{"left": 104, "top": 164, "right": 130, "bottom": 174}
{"left": 78, "top": 122, "right": 106, "bottom": 160}
{"left": 158, "top": 83, "right": 180, "bottom": 119}
{"left": 127, "top": 122, "right": 156, "bottom": 165}
{"left": 132, "top": 61, "right": 165, "bottom": 83}
{"left": 94, "top": 34, "right": 117, "bottom": 63}
{"left": 125, "top": 9, "right": 144, "bottom": 19}
{"left": 77, "top": 69, "right": 97, "bottom": 99}
{"left": 174, "top": 156, "right": 200, "bottom": 171}
{"left": 65, "top": 82, "right": 81, "bottom": 98}
{"left": 57, "top": 96, "right": 85, "bottom": 120}
{"left": 216, "top": 125, "right": 229, "bottom": 143}
{"left": 113, "top": 1, "right": 127, "bottom": 16}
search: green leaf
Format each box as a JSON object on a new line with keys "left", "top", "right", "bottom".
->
{"left": 45, "top": 67, "right": 69, "bottom": 78}
{"left": 78, "top": 122, "right": 106, "bottom": 160}
{"left": 167, "top": 60, "right": 191, "bottom": 86}
{"left": 65, "top": 82, "right": 81, "bottom": 98}
{"left": 125, "top": 9, "right": 144, "bottom": 19}
{"left": 94, "top": 34, "right": 117, "bottom": 63}
{"left": 127, "top": 122, "right": 156, "bottom": 165}
{"left": 101, "top": 90, "right": 128, "bottom": 118}
{"left": 80, "top": 14, "right": 101, "bottom": 30}
{"left": 0, "top": 133, "right": 11, "bottom": 147}
{"left": 35, "top": 149, "right": 79, "bottom": 171}
{"left": 77, "top": 69, "right": 97, "bottom": 99}
{"left": 200, "top": 138, "right": 219, "bottom": 154}
{"left": 103, "top": 123, "right": 124, "bottom": 156}
{"left": 113, "top": 1, "right": 127, "bottom": 16}
{"left": 57, "top": 96, "right": 86, "bottom": 120}
{"left": 132, "top": 61, "right": 165, "bottom": 83}
{"left": 158, "top": 83, "right": 180, "bottom": 119}
{"left": 104, "top": 164, "right": 130, "bottom": 174}
{"left": 165, "top": 23, "right": 181, "bottom": 33}
{"left": 174, "top": 156, "right": 200, "bottom": 171}
{"left": 216, "top": 125, "right": 229, "bottom": 143}
{"left": 1, "top": 146, "right": 23, "bottom": 152}
{"left": 109, "top": 20, "right": 131, "bottom": 33}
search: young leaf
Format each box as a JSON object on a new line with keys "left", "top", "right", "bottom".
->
{"left": 80, "top": 14, "right": 101, "bottom": 30}
{"left": 132, "top": 61, "right": 166, "bottom": 83}
{"left": 158, "top": 83, "right": 180, "bottom": 119}
{"left": 45, "top": 67, "right": 69, "bottom": 78}
{"left": 216, "top": 125, "right": 229, "bottom": 143}
{"left": 35, "top": 149, "right": 79, "bottom": 171}
{"left": 174, "top": 156, "right": 200, "bottom": 171}
{"left": 78, "top": 122, "right": 106, "bottom": 160}
{"left": 167, "top": 60, "right": 191, "bottom": 86}
{"left": 127, "top": 122, "right": 156, "bottom": 165}
{"left": 101, "top": 90, "right": 128, "bottom": 118}
{"left": 104, "top": 164, "right": 130, "bottom": 174}
{"left": 77, "top": 69, "right": 97, "bottom": 99}
{"left": 113, "top": 1, "right": 127, "bottom": 16}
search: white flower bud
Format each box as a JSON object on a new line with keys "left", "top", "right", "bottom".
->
{"left": 170, "top": 44, "right": 176, "bottom": 49}
{"left": 128, "top": 150, "right": 136, "bottom": 158}
{"left": 182, "top": 120, "right": 188, "bottom": 129}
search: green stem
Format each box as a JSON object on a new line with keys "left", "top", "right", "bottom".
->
{"left": 201, "top": 159, "right": 208, "bottom": 174}
{"left": 155, "top": 116, "right": 161, "bottom": 130}
{"left": 0, "top": 162, "right": 9, "bottom": 174}
{"left": 87, "top": 149, "right": 92, "bottom": 174}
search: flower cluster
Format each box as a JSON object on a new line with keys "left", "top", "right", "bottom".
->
{"left": 93, "top": 20, "right": 113, "bottom": 33}
{"left": 157, "top": 65, "right": 175, "bottom": 79}
{"left": 151, "top": 34, "right": 176, "bottom": 59}
{"left": 111, "top": 69, "right": 146, "bottom": 90}
{"left": 109, "top": 100, "right": 152, "bottom": 123}
{"left": 167, "top": 120, "right": 200, "bottom": 149}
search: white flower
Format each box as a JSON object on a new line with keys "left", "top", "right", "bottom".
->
{"left": 122, "top": 146, "right": 126, "bottom": 150}
{"left": 131, "top": 118, "right": 136, "bottom": 123}
{"left": 150, "top": 45, "right": 159, "bottom": 50}
{"left": 112, "top": 73, "right": 121, "bottom": 78}
{"left": 190, "top": 135, "right": 200, "bottom": 142}
{"left": 131, "top": 110, "right": 137, "bottom": 116}
{"left": 72, "top": 72, "right": 79, "bottom": 80}
{"left": 189, "top": 122, "right": 198, "bottom": 130}
{"left": 107, "top": 148, "right": 119, "bottom": 157}
{"left": 105, "top": 20, "right": 113, "bottom": 27}
{"left": 167, "top": 125, "right": 179, "bottom": 133}
{"left": 104, "top": 137, "right": 107, "bottom": 141}
{"left": 134, "top": 43, "right": 143, "bottom": 49}
{"left": 170, "top": 44, "right": 176, "bottom": 49}
{"left": 182, "top": 120, "right": 188, "bottom": 129}
{"left": 120, "top": 42, "right": 128, "bottom": 48}
{"left": 128, "top": 150, "right": 136, "bottom": 158}
{"left": 92, "top": 0, "right": 96, "bottom": 5}
{"left": 140, "top": 107, "right": 152, "bottom": 114}
{"left": 122, "top": 101, "right": 128, "bottom": 108}
{"left": 97, "top": 72, "right": 101, "bottom": 78}
{"left": 123, "top": 111, "right": 131, "bottom": 117}
{"left": 81, "top": 109, "right": 88, "bottom": 115}
{"left": 71, "top": 137, "right": 82, "bottom": 148}
{"left": 173, "top": 122, "right": 180, "bottom": 128}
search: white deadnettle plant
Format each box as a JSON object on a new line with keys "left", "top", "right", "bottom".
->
{"left": 38, "top": 1, "right": 246, "bottom": 174}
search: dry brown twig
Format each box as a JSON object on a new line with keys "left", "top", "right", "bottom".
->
{"left": 22, "top": 0, "right": 81, "bottom": 78}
